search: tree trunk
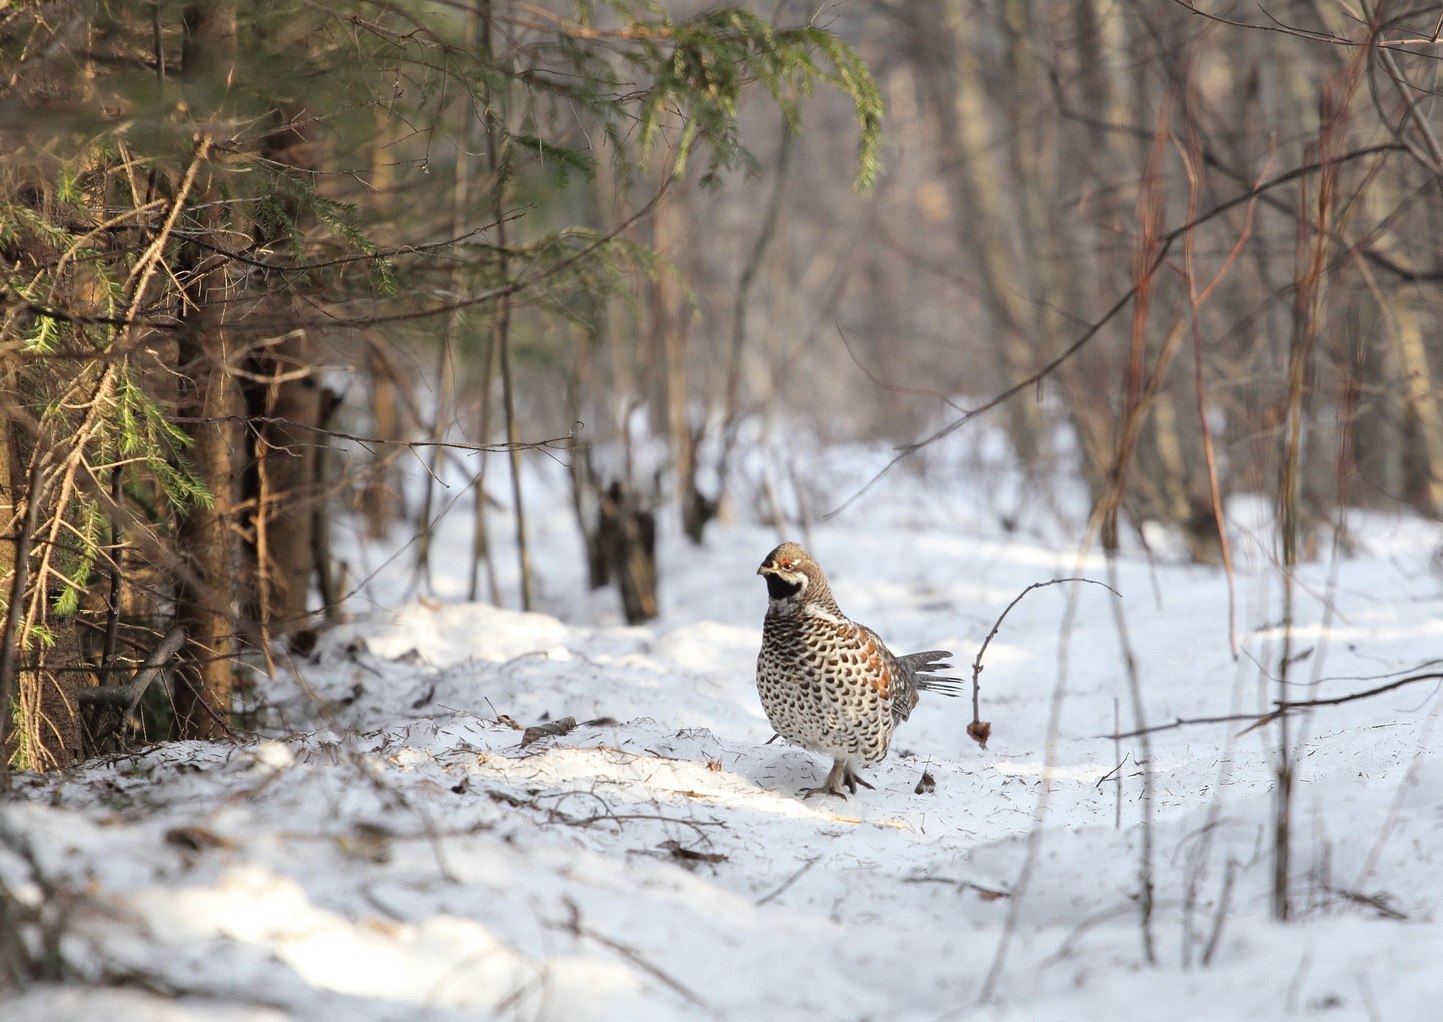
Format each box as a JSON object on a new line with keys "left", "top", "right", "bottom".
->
{"left": 2, "top": 410, "right": 85, "bottom": 771}
{"left": 359, "top": 346, "right": 408, "bottom": 539}
{"left": 0, "top": 376, "right": 20, "bottom": 782}
{"left": 599, "top": 481, "right": 658, "bottom": 624}
{"left": 248, "top": 328, "right": 321, "bottom": 638}
{"left": 29, "top": 620, "right": 85, "bottom": 770}
{"left": 1392, "top": 305, "right": 1443, "bottom": 514}
{"left": 174, "top": 317, "right": 240, "bottom": 740}
{"left": 168, "top": 0, "right": 243, "bottom": 743}
{"left": 914, "top": 0, "right": 1049, "bottom": 467}
{"left": 312, "top": 386, "right": 343, "bottom": 625}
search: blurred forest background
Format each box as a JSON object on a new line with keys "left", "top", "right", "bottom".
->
{"left": 3, "top": 0, "right": 1443, "bottom": 772}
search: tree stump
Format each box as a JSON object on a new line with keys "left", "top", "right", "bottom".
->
{"left": 598, "top": 481, "right": 657, "bottom": 624}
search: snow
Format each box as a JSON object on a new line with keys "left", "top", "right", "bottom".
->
{"left": 4, "top": 440, "right": 1443, "bottom": 1020}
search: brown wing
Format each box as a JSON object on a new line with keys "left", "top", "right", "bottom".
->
{"left": 858, "top": 625, "right": 918, "bottom": 725}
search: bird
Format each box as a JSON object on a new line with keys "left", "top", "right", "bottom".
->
{"left": 755, "top": 541, "right": 959, "bottom": 798}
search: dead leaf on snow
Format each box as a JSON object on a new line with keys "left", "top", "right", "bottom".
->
{"left": 521, "top": 716, "right": 578, "bottom": 748}
{"left": 164, "top": 825, "right": 236, "bottom": 853}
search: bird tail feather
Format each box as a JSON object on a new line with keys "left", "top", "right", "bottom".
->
{"left": 896, "top": 650, "right": 962, "bottom": 697}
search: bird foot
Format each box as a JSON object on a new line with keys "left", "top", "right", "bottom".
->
{"left": 845, "top": 769, "right": 875, "bottom": 792}
{"left": 800, "top": 762, "right": 872, "bottom": 799}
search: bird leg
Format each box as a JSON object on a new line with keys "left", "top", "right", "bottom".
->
{"left": 843, "top": 766, "right": 874, "bottom": 792}
{"left": 801, "top": 759, "right": 873, "bottom": 799}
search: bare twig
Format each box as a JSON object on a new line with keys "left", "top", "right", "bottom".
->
{"left": 1099, "top": 669, "right": 1443, "bottom": 740}
{"left": 297, "top": 183, "right": 672, "bottom": 332}
{"left": 1200, "top": 857, "right": 1237, "bottom": 966}
{"left": 755, "top": 856, "right": 819, "bottom": 907}
{"left": 1173, "top": 0, "right": 1443, "bottom": 49}
{"left": 1112, "top": 699, "right": 1122, "bottom": 829}
{"left": 169, "top": 415, "right": 576, "bottom": 456}
{"left": 967, "top": 577, "right": 1120, "bottom": 749}
{"left": 832, "top": 322, "right": 967, "bottom": 413}
{"left": 76, "top": 626, "right": 187, "bottom": 718}
{"left": 825, "top": 142, "right": 1404, "bottom": 519}
{"left": 562, "top": 898, "right": 707, "bottom": 1009}
{"left": 979, "top": 572, "right": 1115, "bottom": 1003}
{"left": 1176, "top": 123, "right": 1267, "bottom": 658}
{"left": 1108, "top": 554, "right": 1154, "bottom": 964}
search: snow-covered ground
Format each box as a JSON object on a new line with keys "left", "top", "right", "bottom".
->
{"left": 4, "top": 438, "right": 1442, "bottom": 1020}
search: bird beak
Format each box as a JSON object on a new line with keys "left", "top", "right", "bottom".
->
{"left": 757, "top": 562, "right": 771, "bottom": 576}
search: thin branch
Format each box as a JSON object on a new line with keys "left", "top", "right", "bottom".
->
{"left": 0, "top": 292, "right": 179, "bottom": 332}
{"left": 562, "top": 898, "right": 707, "bottom": 1009}
{"left": 1100, "top": 670, "right": 1443, "bottom": 740}
{"left": 168, "top": 415, "right": 577, "bottom": 455}
{"left": 825, "top": 142, "right": 1405, "bottom": 518}
{"left": 967, "top": 577, "right": 1120, "bottom": 749}
{"left": 1172, "top": 0, "right": 1443, "bottom": 50}
{"left": 1175, "top": 120, "right": 1265, "bottom": 658}
{"left": 76, "top": 626, "right": 187, "bottom": 717}
{"left": 755, "top": 856, "right": 819, "bottom": 907}
{"left": 294, "top": 183, "right": 671, "bottom": 331}
{"left": 175, "top": 211, "right": 525, "bottom": 274}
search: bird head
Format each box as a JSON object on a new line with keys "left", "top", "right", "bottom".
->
{"left": 757, "top": 542, "right": 816, "bottom": 602}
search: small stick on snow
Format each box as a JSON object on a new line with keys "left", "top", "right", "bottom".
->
{"left": 756, "top": 856, "right": 819, "bottom": 907}
{"left": 562, "top": 898, "right": 707, "bottom": 1008}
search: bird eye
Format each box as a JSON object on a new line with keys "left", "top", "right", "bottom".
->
{"left": 781, "top": 559, "right": 795, "bottom": 569}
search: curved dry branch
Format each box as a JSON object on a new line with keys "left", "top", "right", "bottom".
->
{"left": 967, "top": 577, "right": 1121, "bottom": 749}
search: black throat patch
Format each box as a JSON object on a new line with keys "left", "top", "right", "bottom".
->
{"left": 765, "top": 574, "right": 803, "bottom": 600}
